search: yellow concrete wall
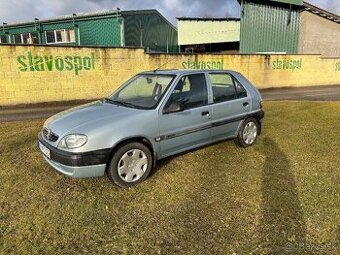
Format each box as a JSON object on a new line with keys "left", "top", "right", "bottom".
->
{"left": 0, "top": 45, "right": 340, "bottom": 105}
{"left": 178, "top": 20, "right": 240, "bottom": 45}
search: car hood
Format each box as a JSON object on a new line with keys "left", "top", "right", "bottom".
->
{"left": 44, "top": 100, "right": 140, "bottom": 137}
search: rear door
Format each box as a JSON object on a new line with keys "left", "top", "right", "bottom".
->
{"left": 158, "top": 73, "right": 212, "bottom": 157}
{"left": 208, "top": 72, "right": 251, "bottom": 140}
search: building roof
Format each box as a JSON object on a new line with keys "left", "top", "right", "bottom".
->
{"left": 2, "top": 9, "right": 120, "bottom": 28}
{"left": 121, "top": 10, "right": 176, "bottom": 30}
{"left": 303, "top": 2, "right": 340, "bottom": 23}
{"left": 239, "top": 0, "right": 340, "bottom": 24}
{"left": 2, "top": 9, "right": 174, "bottom": 28}
{"left": 271, "top": 0, "right": 302, "bottom": 6}
{"left": 237, "top": 0, "right": 302, "bottom": 6}
{"left": 176, "top": 17, "right": 240, "bottom": 22}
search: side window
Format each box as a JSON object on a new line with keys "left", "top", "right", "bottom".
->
{"left": 234, "top": 79, "right": 248, "bottom": 98}
{"left": 209, "top": 73, "right": 237, "bottom": 103}
{"left": 166, "top": 74, "right": 208, "bottom": 111}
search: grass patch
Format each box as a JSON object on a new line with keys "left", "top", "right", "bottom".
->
{"left": 0, "top": 101, "right": 339, "bottom": 255}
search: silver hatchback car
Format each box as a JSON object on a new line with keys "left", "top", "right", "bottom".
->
{"left": 38, "top": 70, "right": 264, "bottom": 188}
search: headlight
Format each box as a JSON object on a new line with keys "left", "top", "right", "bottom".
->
{"left": 58, "top": 134, "right": 88, "bottom": 149}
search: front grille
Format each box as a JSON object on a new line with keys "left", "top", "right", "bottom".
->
{"left": 42, "top": 128, "right": 59, "bottom": 142}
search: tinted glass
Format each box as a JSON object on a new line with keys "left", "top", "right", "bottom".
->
{"left": 209, "top": 73, "right": 237, "bottom": 103}
{"left": 234, "top": 79, "right": 248, "bottom": 98}
{"left": 167, "top": 74, "right": 208, "bottom": 110}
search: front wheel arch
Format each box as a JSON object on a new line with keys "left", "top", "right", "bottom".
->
{"left": 106, "top": 141, "right": 153, "bottom": 188}
{"left": 106, "top": 137, "right": 155, "bottom": 171}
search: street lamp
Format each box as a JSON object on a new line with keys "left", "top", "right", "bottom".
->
{"left": 34, "top": 18, "right": 39, "bottom": 30}
{"left": 2, "top": 22, "right": 7, "bottom": 33}
{"left": 72, "top": 13, "right": 77, "bottom": 27}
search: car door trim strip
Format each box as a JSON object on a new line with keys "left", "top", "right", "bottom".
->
{"left": 155, "top": 110, "right": 264, "bottom": 142}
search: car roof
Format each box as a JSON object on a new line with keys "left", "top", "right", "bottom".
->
{"left": 141, "top": 69, "right": 239, "bottom": 76}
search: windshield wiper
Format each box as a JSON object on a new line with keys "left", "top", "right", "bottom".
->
{"left": 103, "top": 98, "right": 116, "bottom": 104}
{"left": 104, "top": 98, "right": 144, "bottom": 109}
{"left": 111, "top": 100, "right": 138, "bottom": 108}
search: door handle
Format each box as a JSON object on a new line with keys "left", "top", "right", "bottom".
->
{"left": 243, "top": 102, "right": 249, "bottom": 107}
{"left": 201, "top": 111, "right": 210, "bottom": 116}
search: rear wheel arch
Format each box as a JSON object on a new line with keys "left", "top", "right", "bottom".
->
{"left": 235, "top": 117, "right": 260, "bottom": 148}
{"left": 238, "top": 112, "right": 263, "bottom": 135}
{"left": 251, "top": 116, "right": 262, "bottom": 135}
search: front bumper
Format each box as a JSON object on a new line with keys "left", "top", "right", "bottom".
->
{"left": 37, "top": 133, "right": 111, "bottom": 178}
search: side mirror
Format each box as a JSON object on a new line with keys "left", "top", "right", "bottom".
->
{"left": 146, "top": 77, "right": 153, "bottom": 84}
{"left": 163, "top": 101, "right": 184, "bottom": 114}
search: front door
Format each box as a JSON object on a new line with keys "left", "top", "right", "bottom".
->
{"left": 158, "top": 73, "right": 212, "bottom": 157}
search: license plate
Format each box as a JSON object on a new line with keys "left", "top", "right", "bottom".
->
{"left": 39, "top": 141, "right": 51, "bottom": 159}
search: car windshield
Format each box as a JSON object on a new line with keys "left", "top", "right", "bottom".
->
{"left": 108, "top": 74, "right": 175, "bottom": 109}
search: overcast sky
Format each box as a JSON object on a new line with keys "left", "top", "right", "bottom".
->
{"left": 0, "top": 0, "right": 338, "bottom": 25}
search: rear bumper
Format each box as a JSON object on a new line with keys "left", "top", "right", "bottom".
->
{"left": 255, "top": 110, "right": 265, "bottom": 135}
{"left": 37, "top": 133, "right": 110, "bottom": 178}
{"left": 254, "top": 109, "right": 265, "bottom": 120}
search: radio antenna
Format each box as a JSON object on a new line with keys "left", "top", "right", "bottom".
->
{"left": 153, "top": 53, "right": 181, "bottom": 73}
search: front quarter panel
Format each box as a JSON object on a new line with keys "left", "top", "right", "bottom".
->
{"left": 58, "top": 109, "right": 159, "bottom": 154}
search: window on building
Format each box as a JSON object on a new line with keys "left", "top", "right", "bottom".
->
{"left": 12, "top": 33, "right": 39, "bottom": 44}
{"left": 13, "top": 34, "right": 22, "bottom": 44}
{"left": 0, "top": 35, "right": 8, "bottom": 43}
{"left": 65, "top": 29, "right": 75, "bottom": 42}
{"left": 22, "top": 33, "right": 30, "bottom": 44}
{"left": 45, "top": 29, "right": 75, "bottom": 44}
{"left": 45, "top": 31, "right": 55, "bottom": 43}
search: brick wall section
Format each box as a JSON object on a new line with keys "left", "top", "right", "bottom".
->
{"left": 0, "top": 45, "right": 340, "bottom": 105}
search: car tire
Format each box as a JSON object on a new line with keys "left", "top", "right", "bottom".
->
{"left": 107, "top": 142, "right": 153, "bottom": 188}
{"left": 234, "top": 118, "right": 259, "bottom": 148}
